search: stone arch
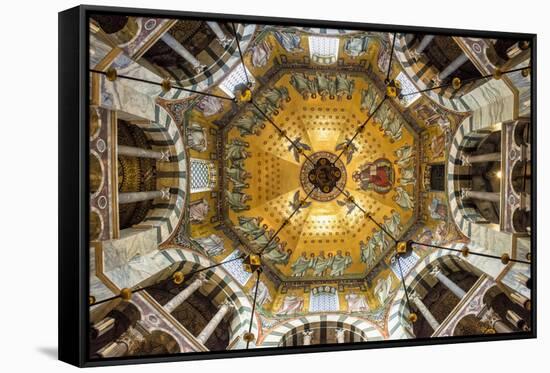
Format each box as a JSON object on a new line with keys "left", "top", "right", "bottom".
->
{"left": 122, "top": 104, "right": 187, "bottom": 246}
{"left": 453, "top": 314, "right": 486, "bottom": 336}
{"left": 92, "top": 246, "right": 259, "bottom": 349}
{"left": 387, "top": 249, "right": 493, "bottom": 339}
{"left": 447, "top": 117, "right": 520, "bottom": 264}
{"left": 482, "top": 285, "right": 531, "bottom": 332}
{"left": 260, "top": 314, "right": 384, "bottom": 347}
{"left": 94, "top": 65, "right": 188, "bottom": 250}
{"left": 170, "top": 23, "right": 257, "bottom": 90}
{"left": 90, "top": 302, "right": 143, "bottom": 358}
{"left": 447, "top": 118, "right": 500, "bottom": 230}
{"left": 141, "top": 329, "right": 182, "bottom": 355}
{"left": 91, "top": 15, "right": 141, "bottom": 47}
{"left": 394, "top": 33, "right": 517, "bottom": 117}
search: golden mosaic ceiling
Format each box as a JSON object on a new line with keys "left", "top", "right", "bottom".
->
{"left": 222, "top": 66, "right": 420, "bottom": 282}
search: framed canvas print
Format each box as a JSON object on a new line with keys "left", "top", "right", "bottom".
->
{"left": 58, "top": 5, "right": 536, "bottom": 367}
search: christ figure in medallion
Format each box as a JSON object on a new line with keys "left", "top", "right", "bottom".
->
{"left": 352, "top": 158, "right": 394, "bottom": 194}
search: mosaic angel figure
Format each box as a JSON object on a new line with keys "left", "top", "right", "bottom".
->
{"left": 336, "top": 190, "right": 357, "bottom": 215}
{"left": 186, "top": 122, "right": 208, "bottom": 152}
{"left": 232, "top": 110, "right": 263, "bottom": 137}
{"left": 193, "top": 234, "right": 225, "bottom": 257}
{"left": 254, "top": 229, "right": 278, "bottom": 252}
{"left": 263, "top": 242, "right": 291, "bottom": 265}
{"left": 196, "top": 96, "right": 223, "bottom": 117}
{"left": 288, "top": 137, "right": 311, "bottom": 162}
{"left": 360, "top": 239, "right": 377, "bottom": 266}
{"left": 394, "top": 144, "right": 415, "bottom": 168}
{"left": 384, "top": 210, "right": 402, "bottom": 238}
{"left": 226, "top": 190, "right": 251, "bottom": 212}
{"left": 393, "top": 186, "right": 414, "bottom": 210}
{"left": 345, "top": 292, "right": 369, "bottom": 313}
{"left": 274, "top": 31, "right": 303, "bottom": 53}
{"left": 374, "top": 274, "right": 393, "bottom": 305}
{"left": 291, "top": 252, "right": 312, "bottom": 277}
{"left": 189, "top": 198, "right": 209, "bottom": 224}
{"left": 335, "top": 73, "right": 355, "bottom": 101}
{"left": 344, "top": 36, "right": 370, "bottom": 58}
{"left": 260, "top": 86, "right": 291, "bottom": 111}
{"left": 313, "top": 73, "right": 336, "bottom": 100}
{"left": 335, "top": 138, "right": 358, "bottom": 164}
{"left": 383, "top": 117, "right": 403, "bottom": 142}
{"left": 249, "top": 280, "right": 272, "bottom": 307}
{"left": 360, "top": 86, "right": 380, "bottom": 114}
{"left": 250, "top": 39, "right": 272, "bottom": 67}
{"left": 225, "top": 139, "right": 250, "bottom": 161}
{"left": 289, "top": 190, "right": 311, "bottom": 212}
{"left": 226, "top": 166, "right": 251, "bottom": 190}
{"left": 399, "top": 166, "right": 416, "bottom": 186}
{"left": 277, "top": 295, "right": 304, "bottom": 315}
{"left": 372, "top": 229, "right": 390, "bottom": 255}
{"left": 290, "top": 72, "right": 314, "bottom": 99}
{"left": 330, "top": 251, "right": 352, "bottom": 277}
{"left": 311, "top": 251, "right": 333, "bottom": 277}
{"left": 235, "top": 216, "right": 265, "bottom": 238}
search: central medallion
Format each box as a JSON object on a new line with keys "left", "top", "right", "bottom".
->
{"left": 300, "top": 151, "right": 347, "bottom": 202}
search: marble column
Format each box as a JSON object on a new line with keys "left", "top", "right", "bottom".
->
{"left": 164, "top": 273, "right": 208, "bottom": 313}
{"left": 197, "top": 300, "right": 234, "bottom": 344}
{"left": 118, "top": 188, "right": 170, "bottom": 204}
{"left": 506, "top": 42, "right": 526, "bottom": 59}
{"left": 97, "top": 326, "right": 146, "bottom": 358}
{"left": 302, "top": 330, "right": 314, "bottom": 346}
{"left": 460, "top": 152, "right": 501, "bottom": 165}
{"left": 335, "top": 328, "right": 345, "bottom": 344}
{"left": 480, "top": 308, "right": 513, "bottom": 333}
{"left": 412, "top": 35, "right": 435, "bottom": 58}
{"left": 510, "top": 291, "right": 530, "bottom": 309}
{"left": 430, "top": 266, "right": 466, "bottom": 299}
{"left": 460, "top": 189, "right": 500, "bottom": 203}
{"left": 91, "top": 317, "right": 115, "bottom": 339}
{"left": 506, "top": 310, "right": 528, "bottom": 331}
{"left": 206, "top": 22, "right": 232, "bottom": 47}
{"left": 512, "top": 272, "right": 530, "bottom": 289}
{"left": 160, "top": 33, "right": 207, "bottom": 73}
{"left": 118, "top": 145, "right": 170, "bottom": 161}
{"left": 409, "top": 290, "right": 441, "bottom": 331}
{"left": 433, "top": 53, "right": 469, "bottom": 85}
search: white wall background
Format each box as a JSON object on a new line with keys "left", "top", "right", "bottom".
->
{"left": 0, "top": 0, "right": 546, "bottom": 371}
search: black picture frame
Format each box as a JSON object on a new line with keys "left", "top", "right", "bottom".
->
{"left": 59, "top": 4, "right": 537, "bottom": 367}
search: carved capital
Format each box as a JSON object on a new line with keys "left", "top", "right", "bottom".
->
{"left": 194, "top": 64, "right": 208, "bottom": 74}
{"left": 431, "top": 74, "right": 443, "bottom": 87}
{"left": 429, "top": 265, "right": 442, "bottom": 277}
{"left": 479, "top": 307, "right": 501, "bottom": 328}
{"left": 218, "top": 37, "right": 233, "bottom": 48}
{"left": 160, "top": 187, "right": 171, "bottom": 200}
{"left": 408, "top": 289, "right": 419, "bottom": 301}
{"left": 460, "top": 188, "right": 472, "bottom": 199}
{"left": 118, "top": 326, "right": 146, "bottom": 355}
{"left": 159, "top": 149, "right": 171, "bottom": 162}
{"left": 303, "top": 330, "right": 314, "bottom": 337}
{"left": 460, "top": 154, "right": 471, "bottom": 166}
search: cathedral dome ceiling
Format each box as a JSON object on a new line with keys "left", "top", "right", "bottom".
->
{"left": 87, "top": 15, "right": 532, "bottom": 352}
{"left": 184, "top": 27, "right": 434, "bottom": 284}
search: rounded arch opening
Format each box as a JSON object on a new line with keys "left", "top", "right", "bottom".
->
{"left": 261, "top": 315, "right": 383, "bottom": 347}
